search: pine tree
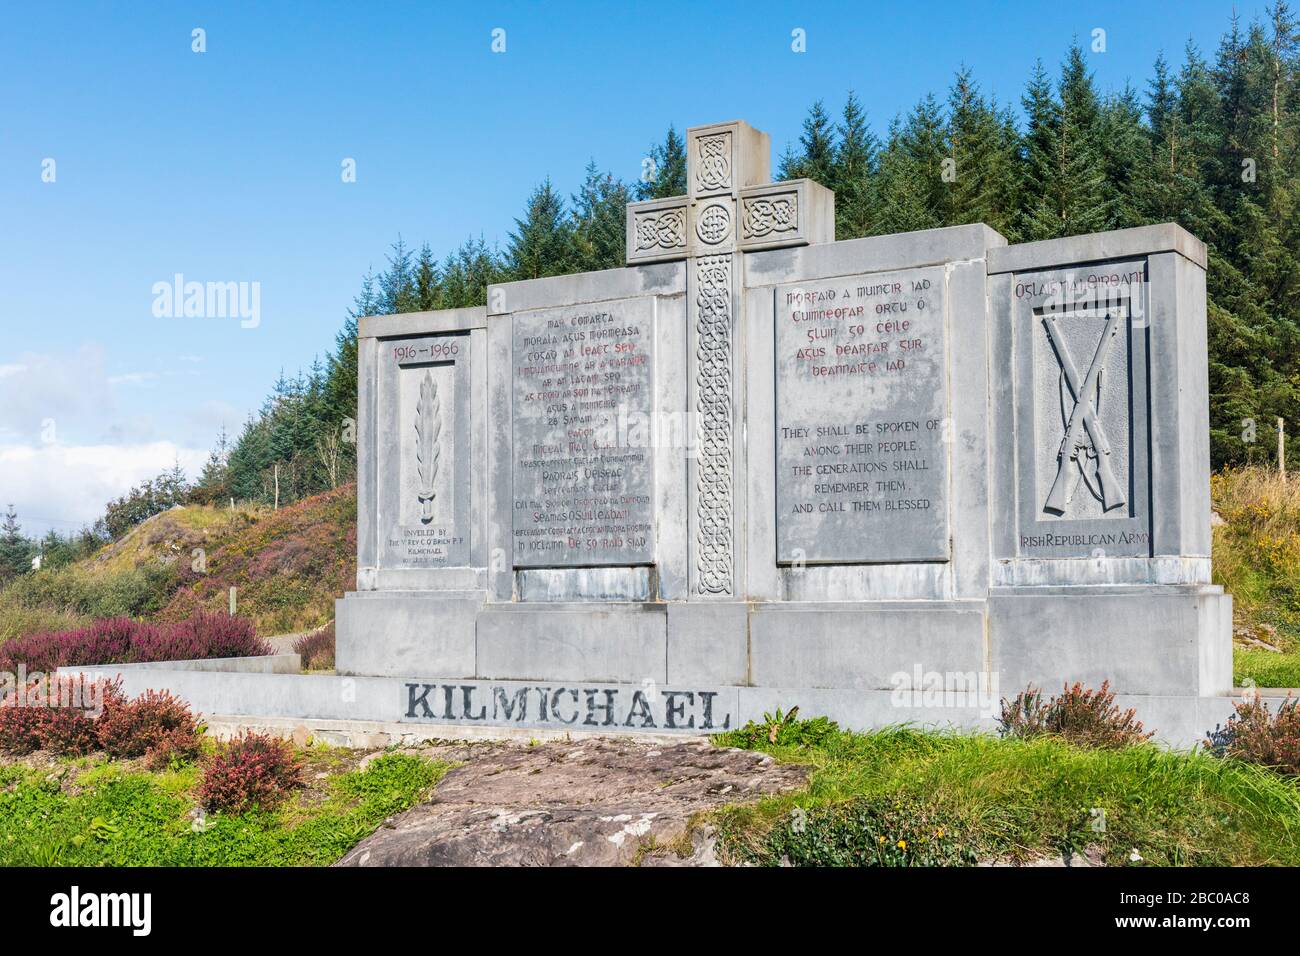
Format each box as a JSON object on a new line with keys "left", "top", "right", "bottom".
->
{"left": 834, "top": 92, "right": 879, "bottom": 238}
{"left": 572, "top": 162, "right": 631, "bottom": 272}
{"left": 1098, "top": 85, "right": 1153, "bottom": 229}
{"left": 414, "top": 244, "right": 440, "bottom": 310}
{"left": 378, "top": 238, "right": 417, "bottom": 314}
{"left": 441, "top": 236, "right": 503, "bottom": 307}
{"left": 872, "top": 116, "right": 942, "bottom": 235}
{"left": 780, "top": 100, "right": 837, "bottom": 187}
{"left": 944, "top": 68, "right": 1020, "bottom": 235}
{"left": 191, "top": 426, "right": 233, "bottom": 506}
{"left": 0, "top": 505, "right": 30, "bottom": 581}
{"left": 635, "top": 126, "right": 687, "bottom": 200}
{"left": 507, "top": 180, "right": 574, "bottom": 280}
{"left": 1018, "top": 47, "right": 1108, "bottom": 240}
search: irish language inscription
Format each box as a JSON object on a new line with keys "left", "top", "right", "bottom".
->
{"left": 512, "top": 298, "right": 655, "bottom": 567}
{"left": 775, "top": 267, "right": 950, "bottom": 563}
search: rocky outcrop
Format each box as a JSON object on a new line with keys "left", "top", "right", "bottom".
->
{"left": 336, "top": 738, "right": 807, "bottom": 867}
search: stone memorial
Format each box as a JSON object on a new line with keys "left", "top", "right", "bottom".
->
{"left": 72, "top": 118, "right": 1234, "bottom": 747}
{"left": 329, "top": 116, "right": 1230, "bottom": 739}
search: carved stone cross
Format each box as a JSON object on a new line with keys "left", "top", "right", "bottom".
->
{"left": 624, "top": 121, "right": 835, "bottom": 597}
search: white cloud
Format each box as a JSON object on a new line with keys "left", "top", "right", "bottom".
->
{"left": 107, "top": 372, "right": 159, "bottom": 387}
{"left": 0, "top": 441, "right": 208, "bottom": 535}
{"left": 0, "top": 345, "right": 114, "bottom": 441}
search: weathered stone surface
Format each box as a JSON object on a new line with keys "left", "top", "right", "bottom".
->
{"left": 335, "top": 739, "right": 807, "bottom": 867}
{"left": 774, "top": 266, "right": 950, "bottom": 563}
{"left": 511, "top": 298, "right": 656, "bottom": 568}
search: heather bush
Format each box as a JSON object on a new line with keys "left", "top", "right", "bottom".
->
{"left": 293, "top": 622, "right": 335, "bottom": 670}
{"left": 198, "top": 732, "right": 303, "bottom": 813}
{"left": 999, "top": 681, "right": 1153, "bottom": 749}
{"left": 130, "top": 611, "right": 270, "bottom": 662}
{"left": 38, "top": 678, "right": 124, "bottom": 757}
{"left": 38, "top": 706, "right": 99, "bottom": 757}
{"left": 0, "top": 612, "right": 270, "bottom": 671}
{"left": 142, "top": 723, "right": 204, "bottom": 771}
{"left": 0, "top": 677, "right": 123, "bottom": 756}
{"left": 96, "top": 689, "right": 200, "bottom": 760}
{"left": 1206, "top": 694, "right": 1300, "bottom": 775}
{"left": 0, "top": 693, "right": 50, "bottom": 755}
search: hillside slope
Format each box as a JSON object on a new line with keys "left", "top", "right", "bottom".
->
{"left": 0, "top": 485, "right": 356, "bottom": 640}
{"left": 1212, "top": 467, "right": 1300, "bottom": 687}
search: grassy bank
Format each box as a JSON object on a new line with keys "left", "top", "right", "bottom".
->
{"left": 0, "top": 748, "right": 445, "bottom": 866}
{"left": 712, "top": 723, "right": 1300, "bottom": 866}
{"left": 0, "top": 485, "right": 355, "bottom": 643}
{"left": 1212, "top": 467, "right": 1300, "bottom": 687}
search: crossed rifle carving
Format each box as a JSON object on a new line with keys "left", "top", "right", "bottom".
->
{"left": 1042, "top": 311, "right": 1127, "bottom": 515}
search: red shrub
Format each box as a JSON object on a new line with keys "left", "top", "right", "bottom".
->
{"left": 38, "top": 678, "right": 125, "bottom": 757}
{"left": 1206, "top": 694, "right": 1300, "bottom": 775}
{"left": 96, "top": 689, "right": 200, "bottom": 759}
{"left": 0, "top": 694, "right": 51, "bottom": 755}
{"left": 999, "top": 681, "right": 1153, "bottom": 749}
{"left": 292, "top": 623, "right": 335, "bottom": 670}
{"left": 0, "top": 612, "right": 270, "bottom": 672}
{"left": 143, "top": 724, "right": 204, "bottom": 771}
{"left": 198, "top": 732, "right": 303, "bottom": 813}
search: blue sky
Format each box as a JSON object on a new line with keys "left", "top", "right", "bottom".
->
{"left": 0, "top": 0, "right": 1267, "bottom": 535}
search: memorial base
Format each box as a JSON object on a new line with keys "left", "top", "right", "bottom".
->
{"left": 334, "top": 585, "right": 1233, "bottom": 698}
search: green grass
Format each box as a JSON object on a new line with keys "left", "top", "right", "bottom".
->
{"left": 711, "top": 723, "right": 1300, "bottom": 866}
{"left": 1235, "top": 647, "right": 1300, "bottom": 689}
{"left": 1212, "top": 467, "right": 1300, "bottom": 685}
{"left": 0, "top": 750, "right": 447, "bottom": 866}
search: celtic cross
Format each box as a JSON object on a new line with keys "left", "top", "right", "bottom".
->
{"left": 625, "top": 121, "right": 835, "bottom": 597}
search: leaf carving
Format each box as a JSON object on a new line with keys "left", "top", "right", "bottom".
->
{"left": 415, "top": 370, "right": 441, "bottom": 523}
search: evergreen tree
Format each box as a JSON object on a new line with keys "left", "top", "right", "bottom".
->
{"left": 378, "top": 237, "right": 418, "bottom": 314}
{"left": 414, "top": 244, "right": 440, "bottom": 311}
{"left": 780, "top": 100, "right": 837, "bottom": 187}
{"left": 834, "top": 92, "right": 879, "bottom": 238}
{"left": 1020, "top": 46, "right": 1109, "bottom": 240}
{"left": 440, "top": 236, "right": 503, "bottom": 308}
{"left": 572, "top": 162, "right": 631, "bottom": 272}
{"left": 0, "top": 505, "right": 31, "bottom": 581}
{"left": 507, "top": 179, "right": 574, "bottom": 280}
{"left": 872, "top": 117, "right": 942, "bottom": 235}
{"left": 635, "top": 126, "right": 687, "bottom": 200}
{"left": 190, "top": 426, "right": 233, "bottom": 506}
{"left": 944, "top": 68, "right": 1021, "bottom": 236}
{"left": 1098, "top": 85, "right": 1153, "bottom": 229}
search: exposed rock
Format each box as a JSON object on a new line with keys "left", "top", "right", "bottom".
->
{"left": 336, "top": 738, "right": 807, "bottom": 867}
{"left": 978, "top": 845, "right": 1106, "bottom": 867}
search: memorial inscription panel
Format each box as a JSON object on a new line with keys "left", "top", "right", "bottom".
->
{"left": 381, "top": 334, "right": 471, "bottom": 568}
{"left": 774, "top": 267, "right": 950, "bottom": 563}
{"left": 511, "top": 298, "right": 656, "bottom": 567}
{"left": 1011, "top": 260, "right": 1152, "bottom": 558}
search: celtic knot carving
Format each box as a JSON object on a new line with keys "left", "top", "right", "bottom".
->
{"left": 742, "top": 195, "right": 798, "bottom": 239}
{"left": 694, "top": 253, "right": 733, "bottom": 594}
{"left": 695, "top": 201, "right": 732, "bottom": 245}
{"left": 634, "top": 207, "right": 686, "bottom": 251}
{"left": 695, "top": 133, "right": 732, "bottom": 193}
